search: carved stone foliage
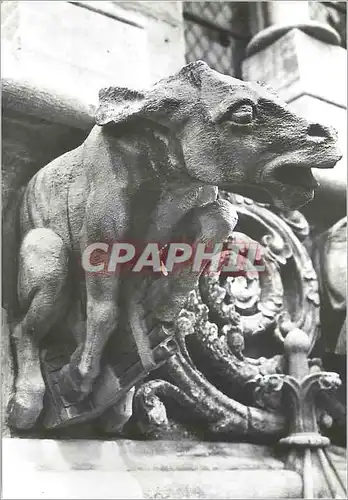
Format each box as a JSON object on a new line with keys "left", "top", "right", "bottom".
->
{"left": 128, "top": 192, "right": 322, "bottom": 440}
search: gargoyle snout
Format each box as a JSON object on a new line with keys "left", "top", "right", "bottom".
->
{"left": 305, "top": 121, "right": 343, "bottom": 165}
{"left": 306, "top": 122, "right": 337, "bottom": 144}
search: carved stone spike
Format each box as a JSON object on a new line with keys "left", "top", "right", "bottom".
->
{"left": 253, "top": 327, "right": 346, "bottom": 499}
{"left": 280, "top": 329, "right": 341, "bottom": 446}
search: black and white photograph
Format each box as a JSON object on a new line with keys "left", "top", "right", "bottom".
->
{"left": 1, "top": 1, "right": 347, "bottom": 498}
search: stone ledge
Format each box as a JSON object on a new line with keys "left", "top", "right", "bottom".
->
{"left": 2, "top": 79, "right": 94, "bottom": 317}
{"left": 2, "top": 77, "right": 93, "bottom": 209}
{"left": 2, "top": 77, "right": 95, "bottom": 129}
{"left": 2, "top": 1, "right": 185, "bottom": 103}
{"left": 2, "top": 438, "right": 304, "bottom": 499}
{"left": 1, "top": 1, "right": 151, "bottom": 104}
{"left": 3, "top": 438, "right": 345, "bottom": 498}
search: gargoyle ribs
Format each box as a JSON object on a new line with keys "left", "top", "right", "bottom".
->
{"left": 8, "top": 61, "right": 341, "bottom": 430}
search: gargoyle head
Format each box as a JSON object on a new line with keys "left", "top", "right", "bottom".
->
{"left": 96, "top": 61, "right": 342, "bottom": 210}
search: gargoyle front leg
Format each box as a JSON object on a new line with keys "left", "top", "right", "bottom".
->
{"left": 142, "top": 199, "right": 239, "bottom": 326}
{"left": 56, "top": 274, "right": 119, "bottom": 401}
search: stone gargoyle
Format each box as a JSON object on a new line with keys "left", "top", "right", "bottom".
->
{"left": 8, "top": 61, "right": 342, "bottom": 431}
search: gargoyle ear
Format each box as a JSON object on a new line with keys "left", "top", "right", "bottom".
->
{"left": 177, "top": 60, "right": 208, "bottom": 88}
{"left": 95, "top": 61, "right": 209, "bottom": 127}
{"left": 95, "top": 86, "right": 147, "bottom": 126}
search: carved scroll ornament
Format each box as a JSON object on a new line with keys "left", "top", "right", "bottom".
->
{"left": 130, "top": 193, "right": 326, "bottom": 440}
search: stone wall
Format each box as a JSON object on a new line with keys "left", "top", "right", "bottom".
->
{"left": 2, "top": 1, "right": 185, "bottom": 106}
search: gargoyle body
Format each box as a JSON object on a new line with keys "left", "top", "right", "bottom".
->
{"left": 8, "top": 61, "right": 341, "bottom": 430}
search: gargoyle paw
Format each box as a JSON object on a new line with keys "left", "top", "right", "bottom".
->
{"left": 55, "top": 363, "right": 93, "bottom": 403}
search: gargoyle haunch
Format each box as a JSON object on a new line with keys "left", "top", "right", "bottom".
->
{"left": 8, "top": 61, "right": 341, "bottom": 431}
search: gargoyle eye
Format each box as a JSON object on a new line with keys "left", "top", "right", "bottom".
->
{"left": 229, "top": 102, "right": 255, "bottom": 125}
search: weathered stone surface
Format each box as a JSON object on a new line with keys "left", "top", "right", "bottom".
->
{"left": 78, "top": 1, "right": 186, "bottom": 85}
{"left": 1, "top": 1, "right": 185, "bottom": 106}
{"left": 2, "top": 79, "right": 93, "bottom": 316}
{"left": 313, "top": 217, "right": 347, "bottom": 354}
{"left": 2, "top": 438, "right": 306, "bottom": 499}
{"left": 5, "top": 61, "right": 342, "bottom": 435}
{"left": 1, "top": 1, "right": 148, "bottom": 105}
{"left": 2, "top": 78, "right": 93, "bottom": 435}
{"left": 129, "top": 195, "right": 326, "bottom": 441}
{"left": 1, "top": 309, "right": 14, "bottom": 437}
{"left": 3, "top": 437, "right": 346, "bottom": 498}
{"left": 2, "top": 78, "right": 95, "bottom": 128}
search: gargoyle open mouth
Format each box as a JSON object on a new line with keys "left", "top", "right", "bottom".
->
{"left": 273, "top": 164, "right": 319, "bottom": 190}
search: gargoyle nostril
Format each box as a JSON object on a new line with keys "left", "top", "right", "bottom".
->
{"left": 307, "top": 123, "right": 330, "bottom": 139}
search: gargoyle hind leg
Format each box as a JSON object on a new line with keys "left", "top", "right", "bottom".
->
{"left": 56, "top": 273, "right": 119, "bottom": 401}
{"left": 8, "top": 228, "right": 69, "bottom": 429}
{"left": 55, "top": 187, "right": 126, "bottom": 403}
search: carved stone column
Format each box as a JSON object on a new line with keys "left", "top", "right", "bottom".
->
{"left": 247, "top": 1, "right": 341, "bottom": 54}
{"left": 243, "top": 2, "right": 347, "bottom": 228}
